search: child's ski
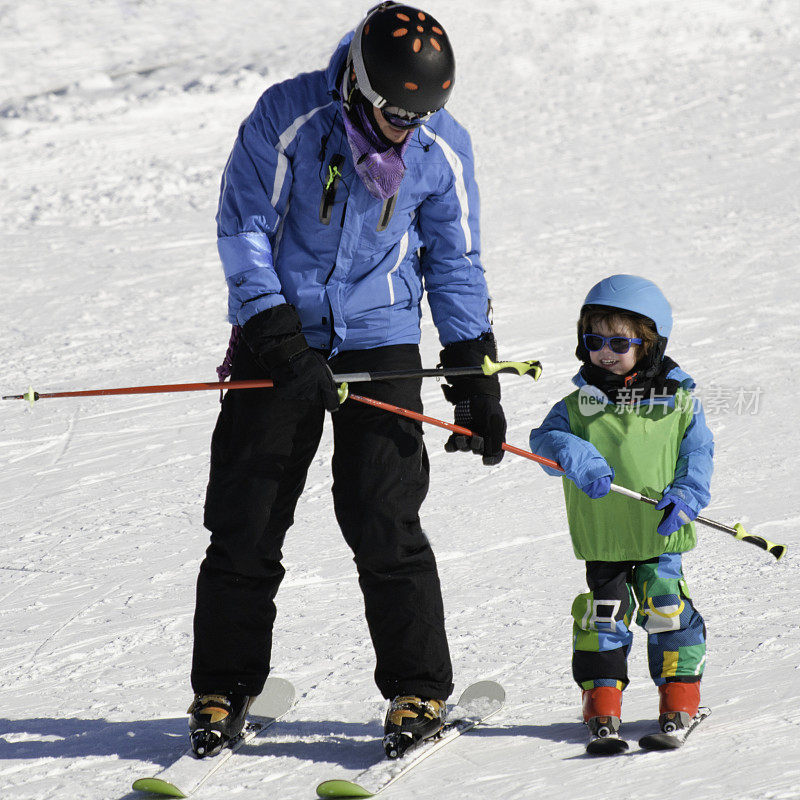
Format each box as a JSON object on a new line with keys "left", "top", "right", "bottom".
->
{"left": 131, "top": 676, "right": 296, "bottom": 798}
{"left": 316, "top": 680, "right": 505, "bottom": 798}
{"left": 586, "top": 732, "right": 629, "bottom": 755}
{"left": 584, "top": 713, "right": 628, "bottom": 755}
{"left": 639, "top": 707, "right": 711, "bottom": 751}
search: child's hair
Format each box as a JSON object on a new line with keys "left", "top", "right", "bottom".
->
{"left": 578, "top": 306, "right": 660, "bottom": 358}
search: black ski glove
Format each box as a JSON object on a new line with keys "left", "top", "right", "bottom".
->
{"left": 269, "top": 349, "right": 341, "bottom": 410}
{"left": 241, "top": 303, "right": 340, "bottom": 412}
{"left": 440, "top": 332, "right": 506, "bottom": 466}
{"left": 444, "top": 394, "right": 507, "bottom": 465}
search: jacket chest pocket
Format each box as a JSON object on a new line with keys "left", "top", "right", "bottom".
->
{"left": 358, "top": 183, "right": 424, "bottom": 250}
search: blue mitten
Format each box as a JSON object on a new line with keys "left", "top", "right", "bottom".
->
{"left": 655, "top": 494, "right": 697, "bottom": 536}
{"left": 580, "top": 472, "right": 613, "bottom": 499}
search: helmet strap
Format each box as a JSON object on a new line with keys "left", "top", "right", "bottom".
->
{"left": 342, "top": 63, "right": 407, "bottom": 150}
{"left": 636, "top": 336, "right": 668, "bottom": 379}
{"left": 348, "top": 15, "right": 388, "bottom": 108}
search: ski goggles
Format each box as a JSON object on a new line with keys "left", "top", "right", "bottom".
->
{"left": 582, "top": 333, "right": 642, "bottom": 354}
{"left": 380, "top": 105, "right": 431, "bottom": 129}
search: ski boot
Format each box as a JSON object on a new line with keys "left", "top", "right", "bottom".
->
{"left": 188, "top": 693, "right": 254, "bottom": 758}
{"left": 659, "top": 681, "right": 700, "bottom": 719}
{"left": 382, "top": 696, "right": 446, "bottom": 759}
{"left": 582, "top": 686, "right": 628, "bottom": 755}
{"left": 640, "top": 681, "right": 707, "bottom": 749}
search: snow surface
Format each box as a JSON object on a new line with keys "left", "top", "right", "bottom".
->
{"left": 1, "top": 1, "right": 799, "bottom": 798}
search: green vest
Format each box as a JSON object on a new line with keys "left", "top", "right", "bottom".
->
{"left": 562, "top": 388, "right": 697, "bottom": 562}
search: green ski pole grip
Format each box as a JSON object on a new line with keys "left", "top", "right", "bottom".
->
{"left": 481, "top": 356, "right": 543, "bottom": 380}
{"left": 733, "top": 523, "right": 787, "bottom": 561}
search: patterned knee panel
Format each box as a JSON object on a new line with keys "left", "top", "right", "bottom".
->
{"left": 571, "top": 553, "right": 706, "bottom": 690}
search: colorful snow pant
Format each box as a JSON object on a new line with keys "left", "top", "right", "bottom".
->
{"left": 571, "top": 553, "right": 706, "bottom": 690}
{"left": 191, "top": 341, "right": 454, "bottom": 702}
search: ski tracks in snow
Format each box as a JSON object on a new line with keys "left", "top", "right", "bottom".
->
{"left": 2, "top": 2, "right": 800, "bottom": 799}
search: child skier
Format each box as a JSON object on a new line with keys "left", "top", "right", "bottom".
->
{"left": 529, "top": 274, "right": 714, "bottom": 753}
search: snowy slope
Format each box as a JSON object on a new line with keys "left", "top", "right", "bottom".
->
{"left": 1, "top": 1, "right": 799, "bottom": 798}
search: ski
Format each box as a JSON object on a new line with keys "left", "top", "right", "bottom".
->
{"left": 132, "top": 676, "right": 296, "bottom": 798}
{"left": 584, "top": 714, "right": 628, "bottom": 755}
{"left": 638, "top": 707, "right": 711, "bottom": 751}
{"left": 316, "top": 680, "right": 505, "bottom": 799}
{"left": 586, "top": 733, "right": 629, "bottom": 755}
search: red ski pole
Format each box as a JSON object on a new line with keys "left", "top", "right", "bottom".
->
{"left": 347, "top": 393, "right": 787, "bottom": 562}
{"left": 1, "top": 379, "right": 277, "bottom": 402}
{"left": 1, "top": 357, "right": 542, "bottom": 405}
{"left": 348, "top": 392, "right": 561, "bottom": 470}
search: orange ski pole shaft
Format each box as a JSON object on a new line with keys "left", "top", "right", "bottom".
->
{"left": 347, "top": 393, "right": 787, "bottom": 562}
{"left": 1, "top": 379, "right": 276, "bottom": 402}
{"left": 2, "top": 357, "right": 543, "bottom": 404}
{"left": 347, "top": 392, "right": 561, "bottom": 470}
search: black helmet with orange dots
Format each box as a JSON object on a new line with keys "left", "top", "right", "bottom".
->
{"left": 347, "top": 2, "right": 455, "bottom": 119}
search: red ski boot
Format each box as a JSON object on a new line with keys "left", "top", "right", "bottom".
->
{"left": 639, "top": 681, "right": 710, "bottom": 750}
{"left": 582, "top": 686, "right": 628, "bottom": 755}
{"left": 658, "top": 681, "right": 701, "bottom": 733}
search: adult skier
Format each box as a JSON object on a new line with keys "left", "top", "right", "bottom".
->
{"left": 530, "top": 275, "right": 714, "bottom": 753}
{"left": 188, "top": 2, "right": 506, "bottom": 758}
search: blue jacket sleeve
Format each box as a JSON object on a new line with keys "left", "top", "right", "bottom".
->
{"left": 529, "top": 400, "right": 614, "bottom": 488}
{"left": 216, "top": 95, "right": 292, "bottom": 326}
{"left": 417, "top": 124, "right": 491, "bottom": 345}
{"left": 665, "top": 396, "right": 714, "bottom": 515}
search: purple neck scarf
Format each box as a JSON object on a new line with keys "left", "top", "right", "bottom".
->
{"left": 342, "top": 99, "right": 410, "bottom": 200}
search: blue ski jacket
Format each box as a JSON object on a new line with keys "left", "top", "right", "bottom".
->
{"left": 530, "top": 365, "right": 714, "bottom": 518}
{"left": 215, "top": 34, "right": 492, "bottom": 354}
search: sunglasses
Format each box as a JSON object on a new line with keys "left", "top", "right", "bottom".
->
{"left": 583, "top": 333, "right": 642, "bottom": 354}
{"left": 381, "top": 106, "right": 431, "bottom": 129}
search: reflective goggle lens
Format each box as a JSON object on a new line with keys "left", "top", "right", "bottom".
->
{"left": 381, "top": 106, "right": 431, "bottom": 129}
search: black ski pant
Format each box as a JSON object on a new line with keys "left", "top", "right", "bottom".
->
{"left": 191, "top": 341, "right": 453, "bottom": 701}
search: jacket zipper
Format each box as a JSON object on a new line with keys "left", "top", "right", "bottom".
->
{"left": 324, "top": 263, "right": 336, "bottom": 352}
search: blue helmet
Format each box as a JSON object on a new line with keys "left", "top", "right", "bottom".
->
{"left": 582, "top": 274, "right": 672, "bottom": 337}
